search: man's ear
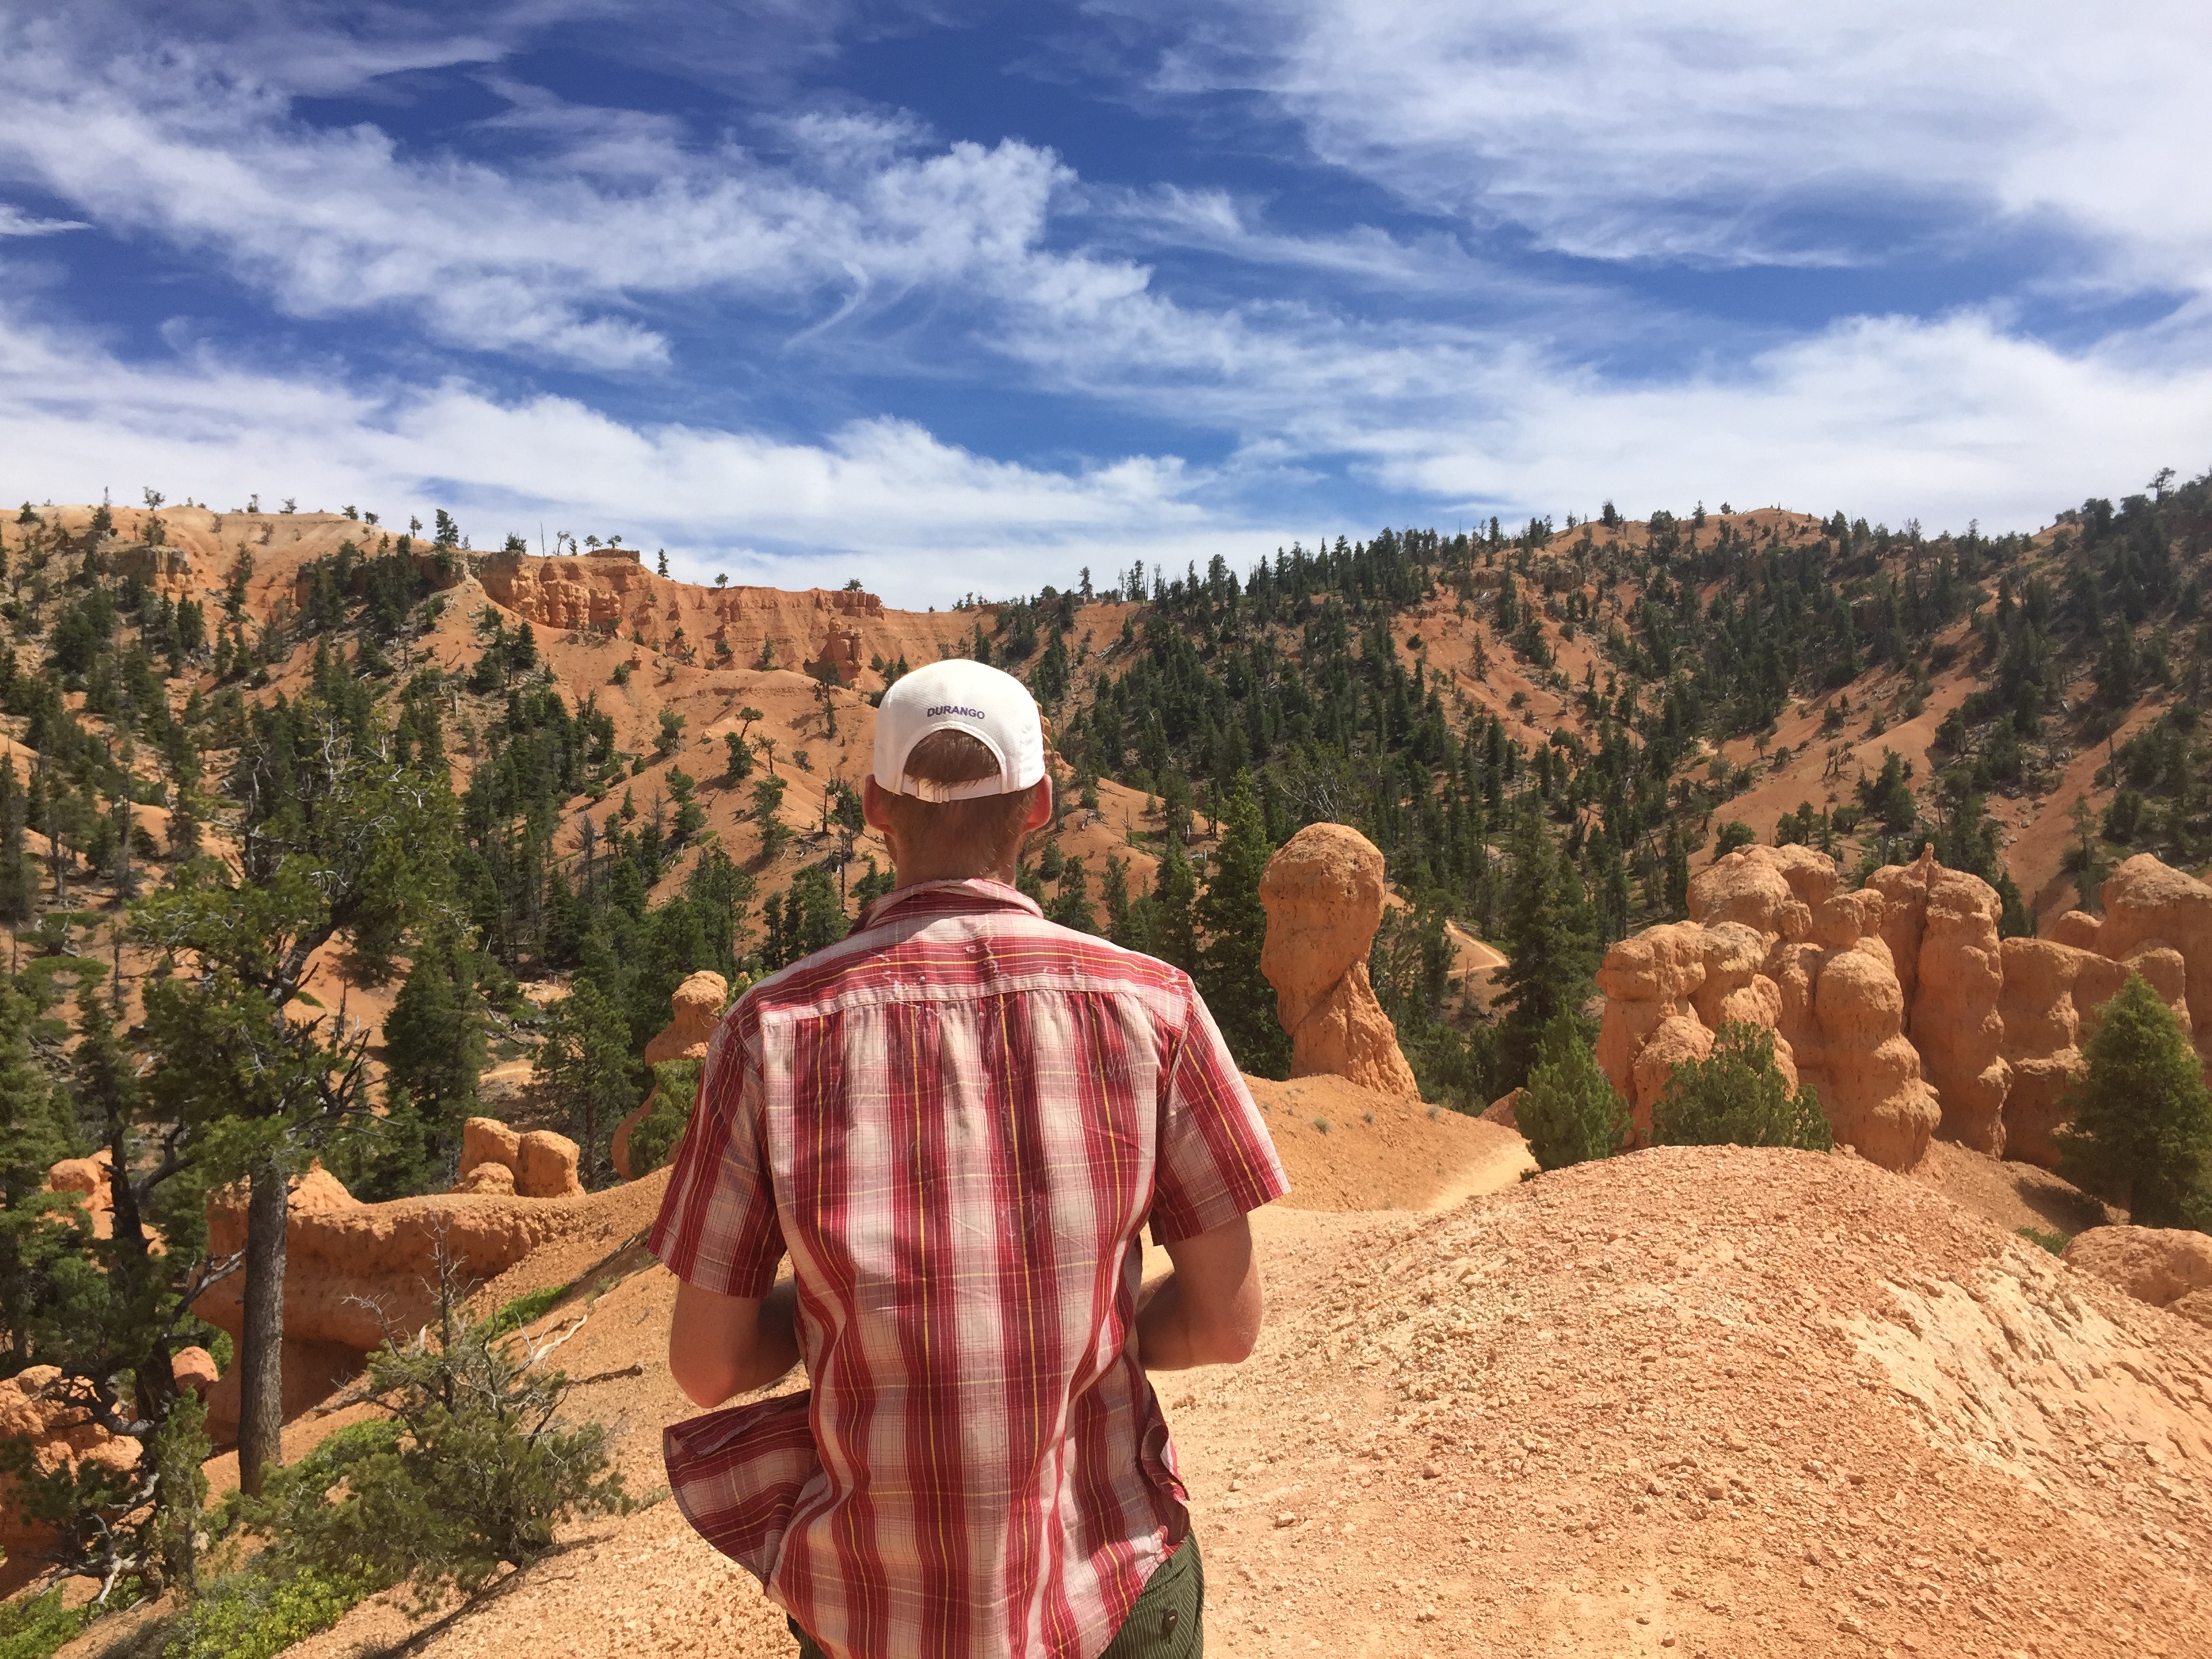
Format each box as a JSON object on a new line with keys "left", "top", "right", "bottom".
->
{"left": 862, "top": 774, "right": 894, "bottom": 832}
{"left": 1022, "top": 777, "right": 1053, "bottom": 832}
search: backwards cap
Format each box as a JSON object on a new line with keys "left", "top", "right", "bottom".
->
{"left": 872, "top": 659, "right": 1046, "bottom": 802}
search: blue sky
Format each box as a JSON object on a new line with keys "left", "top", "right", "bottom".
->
{"left": 1, "top": 0, "right": 2207, "bottom": 603}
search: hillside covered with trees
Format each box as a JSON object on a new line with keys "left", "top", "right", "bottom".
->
{"left": 1, "top": 467, "right": 2208, "bottom": 1624}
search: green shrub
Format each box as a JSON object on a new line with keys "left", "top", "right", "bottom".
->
{"left": 2055, "top": 972, "right": 2212, "bottom": 1228}
{"left": 240, "top": 1250, "right": 633, "bottom": 1610}
{"left": 0, "top": 1587, "right": 90, "bottom": 1659}
{"left": 1650, "top": 1021, "right": 1832, "bottom": 1152}
{"left": 2016, "top": 1226, "right": 2070, "bottom": 1255}
{"left": 486, "top": 1282, "right": 571, "bottom": 1337}
{"left": 1515, "top": 1012, "right": 1628, "bottom": 1171}
{"left": 626, "top": 1059, "right": 701, "bottom": 1176}
{"left": 161, "top": 1566, "right": 376, "bottom": 1659}
{"left": 1713, "top": 821, "right": 1755, "bottom": 859}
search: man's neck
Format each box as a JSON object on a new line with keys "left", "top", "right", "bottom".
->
{"left": 889, "top": 860, "right": 1018, "bottom": 894}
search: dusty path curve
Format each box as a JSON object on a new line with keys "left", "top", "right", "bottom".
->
{"left": 1444, "top": 921, "right": 1508, "bottom": 975}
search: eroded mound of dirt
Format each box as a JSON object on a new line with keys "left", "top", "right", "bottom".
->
{"left": 1166, "top": 1145, "right": 2212, "bottom": 1658}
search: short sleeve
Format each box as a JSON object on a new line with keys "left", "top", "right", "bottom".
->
{"left": 1149, "top": 981, "right": 1292, "bottom": 1244}
{"left": 649, "top": 1009, "right": 787, "bottom": 1297}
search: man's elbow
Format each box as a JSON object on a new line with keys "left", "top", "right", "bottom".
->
{"left": 668, "top": 1341, "right": 738, "bottom": 1410}
{"left": 1195, "top": 1288, "right": 1265, "bottom": 1366}
{"left": 1204, "top": 1328, "right": 1259, "bottom": 1366}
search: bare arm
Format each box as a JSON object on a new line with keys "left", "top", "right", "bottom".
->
{"left": 668, "top": 1275, "right": 802, "bottom": 1408}
{"left": 1134, "top": 1212, "right": 1264, "bottom": 1371}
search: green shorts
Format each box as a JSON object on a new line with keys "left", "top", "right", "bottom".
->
{"left": 789, "top": 1533, "right": 1205, "bottom": 1658}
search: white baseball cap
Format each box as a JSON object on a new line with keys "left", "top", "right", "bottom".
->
{"left": 872, "top": 659, "right": 1047, "bottom": 802}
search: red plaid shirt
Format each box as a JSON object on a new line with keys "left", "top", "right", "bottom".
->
{"left": 651, "top": 878, "right": 1288, "bottom": 1659}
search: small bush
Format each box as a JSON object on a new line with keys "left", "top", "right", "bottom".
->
{"left": 1650, "top": 1022, "right": 1832, "bottom": 1152}
{"left": 487, "top": 1282, "right": 571, "bottom": 1337}
{"left": 0, "top": 1587, "right": 90, "bottom": 1659}
{"left": 161, "top": 1565, "right": 377, "bottom": 1659}
{"left": 1515, "top": 1012, "right": 1627, "bottom": 1172}
{"left": 1713, "top": 821, "right": 1755, "bottom": 860}
{"left": 2016, "top": 1226, "right": 2070, "bottom": 1255}
{"left": 239, "top": 1250, "right": 634, "bottom": 1612}
{"left": 1312, "top": 1118, "right": 1330, "bottom": 1134}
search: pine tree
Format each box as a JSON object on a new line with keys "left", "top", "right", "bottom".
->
{"left": 1194, "top": 773, "right": 1288, "bottom": 1077}
{"left": 1100, "top": 855, "right": 1132, "bottom": 943}
{"left": 535, "top": 977, "right": 638, "bottom": 1189}
{"left": 1151, "top": 833, "right": 1197, "bottom": 972}
{"left": 2056, "top": 974, "right": 2212, "bottom": 1228}
{"left": 0, "top": 977, "right": 77, "bottom": 1367}
{"left": 1495, "top": 804, "right": 1599, "bottom": 1088}
{"left": 1514, "top": 1010, "right": 1626, "bottom": 1172}
{"left": 0, "top": 768, "right": 33, "bottom": 924}
{"left": 1650, "top": 1021, "right": 1832, "bottom": 1152}
{"left": 382, "top": 940, "right": 487, "bottom": 1139}
{"left": 1046, "top": 855, "right": 1097, "bottom": 934}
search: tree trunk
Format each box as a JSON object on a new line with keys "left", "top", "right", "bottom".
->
{"left": 236, "top": 1159, "right": 288, "bottom": 1496}
{"left": 106, "top": 1118, "right": 178, "bottom": 1429}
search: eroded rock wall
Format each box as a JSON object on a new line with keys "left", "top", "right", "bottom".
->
{"left": 1599, "top": 844, "right": 1938, "bottom": 1170}
{"left": 1597, "top": 848, "right": 2212, "bottom": 1174}
{"left": 192, "top": 1153, "right": 610, "bottom": 1439}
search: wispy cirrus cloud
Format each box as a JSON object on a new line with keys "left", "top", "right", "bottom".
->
{"left": 1111, "top": 0, "right": 2212, "bottom": 293}
{"left": 0, "top": 204, "right": 87, "bottom": 237}
{"left": 0, "top": 9, "right": 1105, "bottom": 369}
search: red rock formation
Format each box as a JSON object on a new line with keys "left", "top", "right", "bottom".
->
{"left": 1, "top": 1347, "right": 216, "bottom": 1562}
{"left": 644, "top": 972, "right": 729, "bottom": 1068}
{"left": 2087, "top": 855, "right": 2212, "bottom": 1052}
{"left": 1258, "top": 824, "right": 1420, "bottom": 1097}
{"left": 1994, "top": 937, "right": 2187, "bottom": 1166}
{"left": 478, "top": 551, "right": 651, "bottom": 634}
{"left": 1868, "top": 851, "right": 2009, "bottom": 1153}
{"left": 1597, "top": 849, "right": 2212, "bottom": 1174}
{"left": 478, "top": 550, "right": 888, "bottom": 660}
{"left": 1595, "top": 920, "right": 1786, "bottom": 1136}
{"left": 453, "top": 1115, "right": 583, "bottom": 1198}
{"left": 45, "top": 1149, "right": 117, "bottom": 1240}
{"left": 613, "top": 970, "right": 729, "bottom": 1180}
{"left": 807, "top": 627, "right": 865, "bottom": 686}
{"left": 1597, "top": 844, "right": 1939, "bottom": 1170}
{"left": 193, "top": 1163, "right": 600, "bottom": 1439}
{"left": 1, "top": 1368, "right": 142, "bottom": 1561}
{"left": 516, "top": 1131, "right": 585, "bottom": 1200}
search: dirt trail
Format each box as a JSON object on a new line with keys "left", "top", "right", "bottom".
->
{"left": 1247, "top": 1076, "right": 1534, "bottom": 1212}
{"left": 86, "top": 1133, "right": 2201, "bottom": 1659}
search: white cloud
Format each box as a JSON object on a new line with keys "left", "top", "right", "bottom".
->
{"left": 0, "top": 205, "right": 87, "bottom": 237}
{"left": 1368, "top": 310, "right": 2212, "bottom": 533}
{"left": 0, "top": 301, "right": 1283, "bottom": 602}
{"left": 0, "top": 14, "right": 1109, "bottom": 369}
{"left": 1130, "top": 0, "right": 2212, "bottom": 291}
{"left": 0, "top": 0, "right": 2203, "bottom": 579}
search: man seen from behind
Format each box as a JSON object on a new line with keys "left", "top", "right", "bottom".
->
{"left": 652, "top": 659, "right": 1290, "bottom": 1658}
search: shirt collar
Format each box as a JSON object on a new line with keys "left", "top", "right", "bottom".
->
{"left": 856, "top": 876, "right": 1043, "bottom": 933}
